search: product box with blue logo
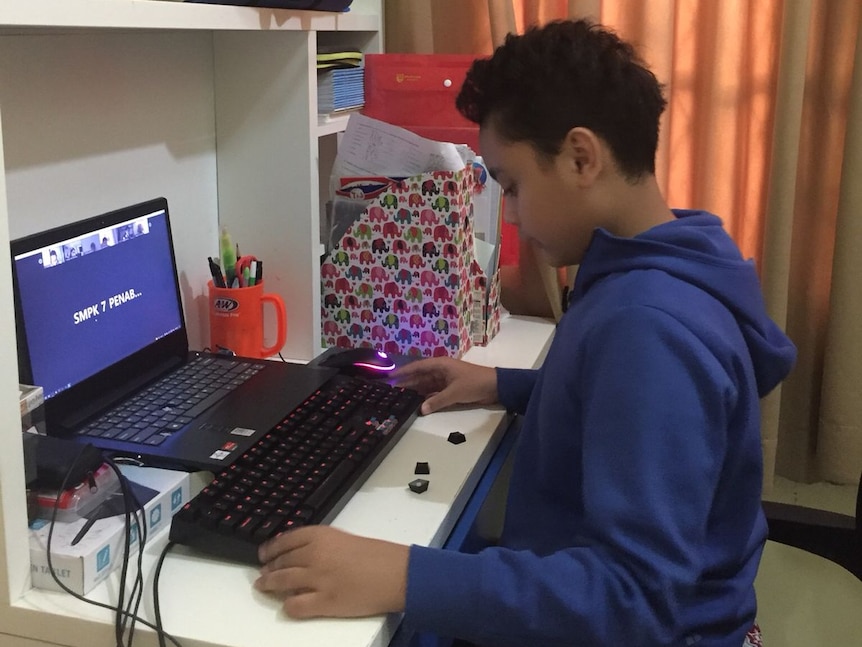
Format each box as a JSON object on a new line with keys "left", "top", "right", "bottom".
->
{"left": 28, "top": 465, "right": 190, "bottom": 595}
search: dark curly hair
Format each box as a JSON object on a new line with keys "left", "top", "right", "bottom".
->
{"left": 456, "top": 19, "right": 667, "bottom": 180}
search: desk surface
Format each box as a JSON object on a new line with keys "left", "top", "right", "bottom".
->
{"left": 8, "top": 314, "right": 556, "bottom": 647}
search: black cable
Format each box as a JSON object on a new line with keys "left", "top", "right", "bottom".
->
{"left": 43, "top": 450, "right": 184, "bottom": 647}
{"left": 105, "top": 458, "right": 148, "bottom": 646}
{"left": 153, "top": 540, "right": 176, "bottom": 647}
{"left": 127, "top": 476, "right": 149, "bottom": 645}
{"left": 114, "top": 468, "right": 130, "bottom": 645}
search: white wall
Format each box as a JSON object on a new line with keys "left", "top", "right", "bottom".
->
{"left": 0, "top": 31, "right": 219, "bottom": 348}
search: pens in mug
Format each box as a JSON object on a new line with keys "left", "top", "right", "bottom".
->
{"left": 208, "top": 257, "right": 226, "bottom": 288}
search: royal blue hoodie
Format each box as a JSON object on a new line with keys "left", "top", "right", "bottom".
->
{"left": 404, "top": 211, "right": 796, "bottom": 646}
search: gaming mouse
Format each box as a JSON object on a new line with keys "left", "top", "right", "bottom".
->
{"left": 319, "top": 347, "right": 397, "bottom": 377}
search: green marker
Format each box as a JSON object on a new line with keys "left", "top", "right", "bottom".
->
{"left": 220, "top": 227, "right": 236, "bottom": 286}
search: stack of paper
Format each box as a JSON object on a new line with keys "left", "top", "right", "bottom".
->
{"left": 318, "top": 66, "right": 365, "bottom": 114}
{"left": 317, "top": 47, "right": 364, "bottom": 114}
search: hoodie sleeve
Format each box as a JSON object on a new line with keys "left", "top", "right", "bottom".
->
{"left": 404, "top": 304, "right": 746, "bottom": 646}
{"left": 495, "top": 367, "right": 537, "bottom": 415}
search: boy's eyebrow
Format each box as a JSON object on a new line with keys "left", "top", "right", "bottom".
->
{"left": 486, "top": 166, "right": 502, "bottom": 182}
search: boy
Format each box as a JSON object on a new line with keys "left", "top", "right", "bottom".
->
{"left": 255, "top": 19, "right": 796, "bottom": 646}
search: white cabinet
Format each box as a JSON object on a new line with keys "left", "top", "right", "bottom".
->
{"left": 0, "top": 2, "right": 380, "bottom": 644}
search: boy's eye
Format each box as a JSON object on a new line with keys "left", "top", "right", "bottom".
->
{"left": 502, "top": 185, "right": 518, "bottom": 198}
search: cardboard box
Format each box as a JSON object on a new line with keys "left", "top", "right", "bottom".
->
{"left": 19, "top": 384, "right": 45, "bottom": 435}
{"left": 28, "top": 465, "right": 190, "bottom": 595}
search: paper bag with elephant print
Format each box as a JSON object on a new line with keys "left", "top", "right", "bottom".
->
{"left": 320, "top": 163, "right": 501, "bottom": 358}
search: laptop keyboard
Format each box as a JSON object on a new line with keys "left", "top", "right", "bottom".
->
{"left": 168, "top": 374, "right": 424, "bottom": 564}
{"left": 77, "top": 355, "right": 263, "bottom": 446}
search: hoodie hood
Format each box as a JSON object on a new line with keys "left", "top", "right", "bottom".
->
{"left": 571, "top": 209, "right": 796, "bottom": 396}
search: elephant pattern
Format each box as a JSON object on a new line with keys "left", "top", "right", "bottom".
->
{"left": 431, "top": 196, "right": 450, "bottom": 212}
{"left": 442, "top": 242, "right": 459, "bottom": 258}
{"left": 381, "top": 253, "right": 399, "bottom": 270}
{"left": 432, "top": 224, "right": 453, "bottom": 242}
{"left": 421, "top": 179, "right": 439, "bottom": 196}
{"left": 394, "top": 269, "right": 412, "bottom": 285}
{"left": 392, "top": 298, "right": 409, "bottom": 314}
{"left": 321, "top": 166, "right": 500, "bottom": 357}
{"left": 394, "top": 208, "right": 414, "bottom": 224}
{"left": 432, "top": 258, "right": 450, "bottom": 274}
{"left": 419, "top": 209, "right": 438, "bottom": 226}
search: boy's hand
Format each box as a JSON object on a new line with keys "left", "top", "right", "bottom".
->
{"left": 255, "top": 526, "right": 409, "bottom": 619}
{"left": 393, "top": 357, "right": 498, "bottom": 415}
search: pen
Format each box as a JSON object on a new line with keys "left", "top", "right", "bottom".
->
{"left": 208, "top": 257, "right": 226, "bottom": 288}
{"left": 71, "top": 512, "right": 99, "bottom": 546}
{"left": 247, "top": 261, "right": 258, "bottom": 287}
{"left": 242, "top": 265, "right": 251, "bottom": 288}
{"left": 255, "top": 260, "right": 263, "bottom": 284}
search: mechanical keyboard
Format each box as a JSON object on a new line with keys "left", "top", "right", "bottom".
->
{"left": 168, "top": 373, "right": 424, "bottom": 564}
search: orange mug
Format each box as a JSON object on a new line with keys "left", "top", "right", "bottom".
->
{"left": 208, "top": 280, "right": 287, "bottom": 359}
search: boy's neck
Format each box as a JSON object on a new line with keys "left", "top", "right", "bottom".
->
{"left": 604, "top": 174, "right": 674, "bottom": 239}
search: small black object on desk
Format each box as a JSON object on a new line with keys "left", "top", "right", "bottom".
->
{"left": 409, "top": 479, "right": 429, "bottom": 494}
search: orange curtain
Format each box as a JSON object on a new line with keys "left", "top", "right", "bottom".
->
{"left": 383, "top": 0, "right": 862, "bottom": 488}
{"left": 510, "top": 0, "right": 784, "bottom": 266}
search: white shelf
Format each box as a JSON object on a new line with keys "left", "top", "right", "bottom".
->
{"left": 0, "top": 0, "right": 380, "bottom": 32}
{"left": 0, "top": 2, "right": 382, "bottom": 645}
{"left": 317, "top": 109, "right": 360, "bottom": 137}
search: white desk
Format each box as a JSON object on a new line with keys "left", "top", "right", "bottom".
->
{"left": 3, "top": 314, "right": 556, "bottom": 647}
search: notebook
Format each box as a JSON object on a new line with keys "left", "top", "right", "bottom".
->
{"left": 11, "top": 197, "right": 336, "bottom": 471}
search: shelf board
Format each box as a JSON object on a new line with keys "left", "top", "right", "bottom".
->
{"left": 316, "top": 108, "right": 362, "bottom": 136}
{"left": 0, "top": 0, "right": 379, "bottom": 32}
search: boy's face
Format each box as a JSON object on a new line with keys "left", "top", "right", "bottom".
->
{"left": 480, "top": 122, "right": 601, "bottom": 267}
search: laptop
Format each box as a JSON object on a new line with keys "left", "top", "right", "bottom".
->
{"left": 12, "top": 197, "right": 336, "bottom": 471}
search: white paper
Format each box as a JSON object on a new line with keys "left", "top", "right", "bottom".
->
{"left": 326, "top": 114, "right": 502, "bottom": 272}
{"left": 332, "top": 113, "right": 469, "bottom": 179}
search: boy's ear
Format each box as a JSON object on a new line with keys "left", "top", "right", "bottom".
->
{"left": 562, "top": 127, "right": 602, "bottom": 183}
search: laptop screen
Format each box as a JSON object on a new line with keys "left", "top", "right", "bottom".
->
{"left": 12, "top": 201, "right": 184, "bottom": 402}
